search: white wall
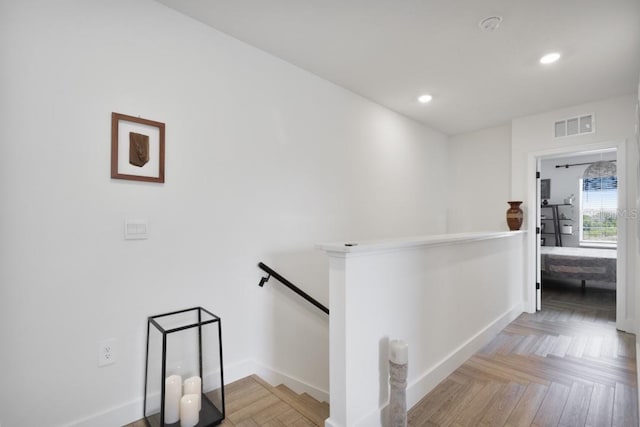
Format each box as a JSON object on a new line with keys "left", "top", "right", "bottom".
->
{"left": 447, "top": 125, "right": 512, "bottom": 233}
{"left": 0, "top": 1, "right": 448, "bottom": 426}
{"left": 635, "top": 81, "right": 640, "bottom": 416}
{"left": 512, "top": 94, "right": 637, "bottom": 218}
{"left": 512, "top": 94, "right": 638, "bottom": 321}
{"left": 635, "top": 76, "right": 640, "bottom": 380}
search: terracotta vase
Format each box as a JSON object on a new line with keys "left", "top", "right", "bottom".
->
{"left": 506, "top": 201, "right": 523, "bottom": 231}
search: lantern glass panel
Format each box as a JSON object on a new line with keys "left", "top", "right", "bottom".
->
{"left": 144, "top": 307, "right": 224, "bottom": 427}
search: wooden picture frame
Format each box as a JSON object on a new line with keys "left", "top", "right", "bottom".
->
{"left": 111, "top": 112, "right": 165, "bottom": 183}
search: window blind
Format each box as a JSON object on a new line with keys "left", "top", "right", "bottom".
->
{"left": 580, "top": 176, "right": 617, "bottom": 243}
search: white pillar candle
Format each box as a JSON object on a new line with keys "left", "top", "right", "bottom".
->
{"left": 180, "top": 394, "right": 200, "bottom": 427}
{"left": 164, "top": 374, "right": 182, "bottom": 424}
{"left": 389, "top": 340, "right": 408, "bottom": 365}
{"left": 192, "top": 393, "right": 201, "bottom": 414}
{"left": 183, "top": 376, "right": 202, "bottom": 410}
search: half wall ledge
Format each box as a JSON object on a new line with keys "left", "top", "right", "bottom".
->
{"left": 317, "top": 230, "right": 527, "bottom": 254}
{"left": 318, "top": 230, "right": 527, "bottom": 427}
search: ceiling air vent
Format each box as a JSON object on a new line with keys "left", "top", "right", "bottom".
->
{"left": 554, "top": 114, "right": 595, "bottom": 138}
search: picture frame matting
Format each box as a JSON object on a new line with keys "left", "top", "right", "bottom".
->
{"left": 111, "top": 112, "right": 165, "bottom": 183}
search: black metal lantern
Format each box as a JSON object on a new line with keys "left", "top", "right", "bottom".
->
{"left": 144, "top": 307, "right": 225, "bottom": 427}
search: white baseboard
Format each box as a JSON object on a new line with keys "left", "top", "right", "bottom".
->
{"left": 66, "top": 399, "right": 142, "bottom": 427}
{"left": 66, "top": 302, "right": 519, "bottom": 427}
{"left": 252, "top": 361, "right": 329, "bottom": 403}
{"left": 406, "top": 304, "right": 522, "bottom": 409}
{"left": 218, "top": 358, "right": 261, "bottom": 385}
{"left": 618, "top": 318, "right": 636, "bottom": 335}
{"left": 66, "top": 358, "right": 328, "bottom": 427}
{"left": 67, "top": 358, "right": 258, "bottom": 427}
{"left": 204, "top": 358, "right": 329, "bottom": 402}
{"left": 348, "top": 304, "right": 524, "bottom": 427}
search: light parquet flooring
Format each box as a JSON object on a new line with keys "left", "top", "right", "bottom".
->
{"left": 127, "top": 284, "right": 636, "bottom": 427}
{"left": 408, "top": 283, "right": 638, "bottom": 427}
{"left": 125, "top": 375, "right": 327, "bottom": 427}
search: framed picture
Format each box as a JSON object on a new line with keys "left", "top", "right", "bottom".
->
{"left": 540, "top": 179, "right": 551, "bottom": 200}
{"left": 111, "top": 112, "right": 165, "bottom": 183}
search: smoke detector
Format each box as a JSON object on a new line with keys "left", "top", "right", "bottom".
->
{"left": 478, "top": 16, "right": 503, "bottom": 32}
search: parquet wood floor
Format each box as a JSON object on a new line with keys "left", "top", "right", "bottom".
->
{"left": 408, "top": 283, "right": 638, "bottom": 427}
{"left": 127, "top": 282, "right": 636, "bottom": 427}
{"left": 125, "top": 375, "right": 328, "bottom": 427}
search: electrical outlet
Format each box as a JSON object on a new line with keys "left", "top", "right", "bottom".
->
{"left": 98, "top": 338, "right": 116, "bottom": 367}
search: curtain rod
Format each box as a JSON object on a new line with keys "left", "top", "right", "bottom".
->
{"left": 555, "top": 160, "right": 616, "bottom": 169}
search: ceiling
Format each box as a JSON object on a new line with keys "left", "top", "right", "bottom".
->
{"left": 156, "top": 0, "right": 640, "bottom": 135}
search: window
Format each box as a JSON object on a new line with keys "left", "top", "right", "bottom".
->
{"left": 579, "top": 175, "right": 617, "bottom": 245}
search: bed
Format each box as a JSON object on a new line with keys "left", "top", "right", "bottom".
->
{"left": 540, "top": 246, "right": 616, "bottom": 287}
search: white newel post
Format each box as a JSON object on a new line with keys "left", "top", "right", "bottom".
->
{"left": 389, "top": 340, "right": 408, "bottom": 427}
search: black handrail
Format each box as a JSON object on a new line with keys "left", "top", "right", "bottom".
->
{"left": 257, "top": 262, "right": 329, "bottom": 315}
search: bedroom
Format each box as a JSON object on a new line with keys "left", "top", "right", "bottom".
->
{"left": 538, "top": 149, "right": 619, "bottom": 321}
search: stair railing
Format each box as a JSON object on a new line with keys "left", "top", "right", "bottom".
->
{"left": 257, "top": 262, "right": 329, "bottom": 315}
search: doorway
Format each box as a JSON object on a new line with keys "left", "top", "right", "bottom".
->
{"left": 536, "top": 149, "right": 618, "bottom": 322}
{"left": 527, "top": 140, "right": 629, "bottom": 332}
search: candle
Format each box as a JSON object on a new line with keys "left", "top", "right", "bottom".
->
{"left": 180, "top": 394, "right": 200, "bottom": 427}
{"left": 389, "top": 340, "right": 408, "bottom": 364}
{"left": 183, "top": 376, "right": 202, "bottom": 410}
{"left": 164, "top": 374, "right": 182, "bottom": 424}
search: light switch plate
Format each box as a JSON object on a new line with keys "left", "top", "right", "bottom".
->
{"left": 125, "top": 219, "right": 148, "bottom": 240}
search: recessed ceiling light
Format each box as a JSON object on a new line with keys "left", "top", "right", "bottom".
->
{"left": 540, "top": 52, "right": 561, "bottom": 64}
{"left": 418, "top": 94, "right": 433, "bottom": 104}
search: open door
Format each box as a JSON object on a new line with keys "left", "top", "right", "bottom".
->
{"left": 535, "top": 160, "right": 542, "bottom": 311}
{"left": 529, "top": 142, "right": 626, "bottom": 328}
